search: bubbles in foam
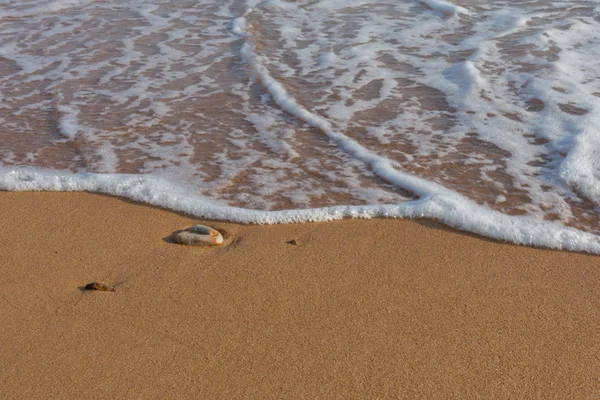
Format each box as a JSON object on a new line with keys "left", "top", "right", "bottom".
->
{"left": 10, "top": 166, "right": 37, "bottom": 182}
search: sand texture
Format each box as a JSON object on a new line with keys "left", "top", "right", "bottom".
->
{"left": 1, "top": 192, "right": 599, "bottom": 399}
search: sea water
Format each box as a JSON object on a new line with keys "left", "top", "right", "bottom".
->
{"left": 1, "top": 0, "right": 600, "bottom": 253}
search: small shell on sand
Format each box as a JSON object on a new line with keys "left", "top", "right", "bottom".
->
{"left": 176, "top": 224, "right": 224, "bottom": 246}
{"left": 83, "top": 282, "right": 115, "bottom": 292}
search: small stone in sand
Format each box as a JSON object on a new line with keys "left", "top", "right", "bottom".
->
{"left": 286, "top": 239, "right": 299, "bottom": 246}
{"left": 176, "top": 224, "right": 224, "bottom": 246}
{"left": 83, "top": 282, "right": 115, "bottom": 292}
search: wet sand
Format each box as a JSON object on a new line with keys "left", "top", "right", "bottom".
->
{"left": 0, "top": 191, "right": 599, "bottom": 399}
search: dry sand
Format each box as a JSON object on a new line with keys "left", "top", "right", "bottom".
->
{"left": 0, "top": 191, "right": 599, "bottom": 399}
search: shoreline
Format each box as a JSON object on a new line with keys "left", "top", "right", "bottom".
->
{"left": 1, "top": 191, "right": 599, "bottom": 398}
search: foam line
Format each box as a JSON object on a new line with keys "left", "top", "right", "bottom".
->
{"left": 1, "top": 167, "right": 600, "bottom": 253}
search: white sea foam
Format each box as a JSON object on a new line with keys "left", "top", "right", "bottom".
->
{"left": 231, "top": 14, "right": 249, "bottom": 37}
{"left": 418, "top": 0, "right": 470, "bottom": 17}
{"left": 1, "top": 166, "right": 599, "bottom": 253}
{"left": 0, "top": 0, "right": 95, "bottom": 18}
{"left": 1, "top": 0, "right": 599, "bottom": 253}
{"left": 57, "top": 105, "right": 80, "bottom": 140}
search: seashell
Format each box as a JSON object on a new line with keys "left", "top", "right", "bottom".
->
{"left": 83, "top": 282, "right": 115, "bottom": 292}
{"left": 176, "top": 224, "right": 223, "bottom": 246}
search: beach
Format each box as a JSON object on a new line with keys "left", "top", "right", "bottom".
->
{"left": 2, "top": 1, "right": 600, "bottom": 397}
{"left": 1, "top": 191, "right": 599, "bottom": 398}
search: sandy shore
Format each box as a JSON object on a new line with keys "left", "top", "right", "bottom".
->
{"left": 0, "top": 191, "right": 599, "bottom": 398}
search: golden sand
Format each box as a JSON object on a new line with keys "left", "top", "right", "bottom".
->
{"left": 1, "top": 192, "right": 598, "bottom": 398}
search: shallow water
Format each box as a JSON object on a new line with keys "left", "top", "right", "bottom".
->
{"left": 1, "top": 0, "right": 600, "bottom": 252}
